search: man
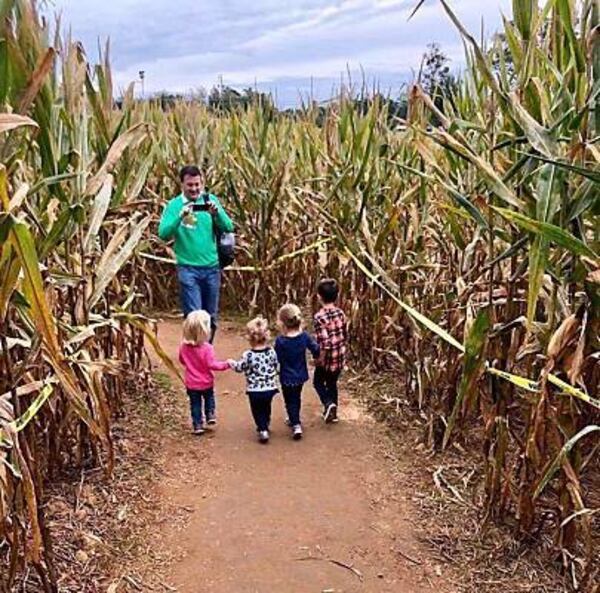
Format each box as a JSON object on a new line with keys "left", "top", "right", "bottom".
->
{"left": 158, "top": 165, "right": 233, "bottom": 340}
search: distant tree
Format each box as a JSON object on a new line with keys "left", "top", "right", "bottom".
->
{"left": 208, "top": 85, "right": 275, "bottom": 113}
{"left": 419, "top": 43, "right": 458, "bottom": 125}
{"left": 156, "top": 90, "right": 185, "bottom": 110}
{"left": 352, "top": 93, "right": 408, "bottom": 127}
{"left": 421, "top": 42, "right": 456, "bottom": 100}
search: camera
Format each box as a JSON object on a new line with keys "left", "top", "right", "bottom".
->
{"left": 192, "top": 203, "right": 211, "bottom": 212}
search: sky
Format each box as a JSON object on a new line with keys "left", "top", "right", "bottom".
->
{"left": 51, "top": 0, "right": 512, "bottom": 107}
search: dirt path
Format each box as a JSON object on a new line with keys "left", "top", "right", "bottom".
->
{"left": 153, "top": 320, "right": 447, "bottom": 593}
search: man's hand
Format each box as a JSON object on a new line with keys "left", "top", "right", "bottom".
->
{"left": 180, "top": 203, "right": 194, "bottom": 219}
{"left": 207, "top": 202, "right": 218, "bottom": 215}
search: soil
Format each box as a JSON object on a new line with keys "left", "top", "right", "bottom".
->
{"left": 150, "top": 319, "right": 450, "bottom": 593}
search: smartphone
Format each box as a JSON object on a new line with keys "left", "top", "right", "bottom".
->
{"left": 192, "top": 202, "right": 210, "bottom": 212}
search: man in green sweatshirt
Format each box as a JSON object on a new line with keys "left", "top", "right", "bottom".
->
{"left": 158, "top": 165, "right": 234, "bottom": 340}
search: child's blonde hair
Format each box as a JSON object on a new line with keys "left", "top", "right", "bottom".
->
{"left": 278, "top": 303, "right": 302, "bottom": 330}
{"left": 246, "top": 316, "right": 270, "bottom": 347}
{"left": 182, "top": 310, "right": 211, "bottom": 345}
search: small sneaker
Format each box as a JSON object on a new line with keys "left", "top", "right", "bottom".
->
{"left": 323, "top": 403, "right": 337, "bottom": 424}
{"left": 258, "top": 430, "right": 270, "bottom": 443}
{"left": 284, "top": 417, "right": 291, "bottom": 427}
{"left": 292, "top": 425, "right": 303, "bottom": 440}
{"left": 206, "top": 416, "right": 217, "bottom": 426}
{"left": 331, "top": 406, "right": 339, "bottom": 423}
{"left": 192, "top": 425, "right": 205, "bottom": 435}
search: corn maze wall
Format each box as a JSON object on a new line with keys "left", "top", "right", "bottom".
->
{"left": 1, "top": 0, "right": 598, "bottom": 590}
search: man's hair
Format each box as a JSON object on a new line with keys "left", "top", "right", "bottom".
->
{"left": 179, "top": 165, "right": 202, "bottom": 182}
{"left": 317, "top": 278, "right": 339, "bottom": 304}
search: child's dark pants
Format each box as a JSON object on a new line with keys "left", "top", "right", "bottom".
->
{"left": 282, "top": 384, "right": 303, "bottom": 426}
{"left": 247, "top": 389, "right": 278, "bottom": 431}
{"left": 313, "top": 367, "right": 341, "bottom": 407}
{"left": 187, "top": 388, "right": 215, "bottom": 427}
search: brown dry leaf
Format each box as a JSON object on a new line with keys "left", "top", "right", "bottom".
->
{"left": 117, "top": 505, "right": 128, "bottom": 522}
{"left": 587, "top": 269, "right": 600, "bottom": 284}
{"left": 84, "top": 123, "right": 149, "bottom": 196}
{"left": 8, "top": 183, "right": 29, "bottom": 212}
{"left": 75, "top": 508, "right": 88, "bottom": 520}
{"left": 547, "top": 314, "right": 579, "bottom": 361}
{"left": 0, "top": 113, "right": 38, "bottom": 134}
{"left": 18, "top": 48, "right": 56, "bottom": 114}
{"left": 566, "top": 312, "right": 587, "bottom": 385}
{"left": 47, "top": 198, "right": 61, "bottom": 225}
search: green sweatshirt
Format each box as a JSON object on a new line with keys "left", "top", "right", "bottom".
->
{"left": 158, "top": 193, "right": 234, "bottom": 267}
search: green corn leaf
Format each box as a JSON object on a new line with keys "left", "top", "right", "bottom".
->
{"left": 556, "top": 0, "right": 586, "bottom": 73}
{"left": 443, "top": 309, "right": 491, "bottom": 449}
{"left": 13, "top": 384, "right": 54, "bottom": 432}
{"left": 534, "top": 425, "right": 600, "bottom": 499}
{"left": 88, "top": 215, "right": 151, "bottom": 308}
{"left": 493, "top": 207, "right": 599, "bottom": 259}
{"left": 83, "top": 174, "right": 113, "bottom": 253}
{"left": 513, "top": 0, "right": 536, "bottom": 41}
{"left": 527, "top": 235, "right": 549, "bottom": 327}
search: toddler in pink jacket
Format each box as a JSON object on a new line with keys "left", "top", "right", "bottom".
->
{"left": 179, "top": 310, "right": 230, "bottom": 434}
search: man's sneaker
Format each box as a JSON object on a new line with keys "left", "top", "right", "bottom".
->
{"left": 192, "top": 425, "right": 205, "bottom": 435}
{"left": 323, "top": 403, "right": 337, "bottom": 424}
{"left": 207, "top": 417, "right": 217, "bottom": 426}
{"left": 258, "top": 430, "right": 270, "bottom": 443}
{"left": 292, "top": 425, "right": 303, "bottom": 440}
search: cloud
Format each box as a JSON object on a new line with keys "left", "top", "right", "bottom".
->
{"left": 52, "top": 0, "right": 511, "bottom": 105}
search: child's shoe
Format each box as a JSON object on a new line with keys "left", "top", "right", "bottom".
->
{"left": 192, "top": 424, "right": 205, "bottom": 435}
{"left": 323, "top": 403, "right": 337, "bottom": 424}
{"left": 206, "top": 416, "right": 217, "bottom": 426}
{"left": 292, "top": 425, "right": 303, "bottom": 440}
{"left": 258, "top": 430, "right": 270, "bottom": 443}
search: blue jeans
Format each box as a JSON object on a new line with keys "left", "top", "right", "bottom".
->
{"left": 187, "top": 388, "right": 216, "bottom": 428}
{"left": 282, "top": 384, "right": 303, "bottom": 426}
{"left": 313, "top": 368, "right": 340, "bottom": 407}
{"left": 177, "top": 265, "right": 221, "bottom": 337}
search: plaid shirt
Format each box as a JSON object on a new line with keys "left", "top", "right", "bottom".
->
{"left": 314, "top": 306, "right": 347, "bottom": 372}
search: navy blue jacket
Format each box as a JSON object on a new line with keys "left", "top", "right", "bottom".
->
{"left": 274, "top": 332, "right": 320, "bottom": 386}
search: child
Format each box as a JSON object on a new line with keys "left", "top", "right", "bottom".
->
{"left": 313, "top": 278, "right": 348, "bottom": 424}
{"left": 179, "top": 310, "right": 230, "bottom": 435}
{"left": 228, "top": 317, "right": 279, "bottom": 443}
{"left": 274, "top": 304, "right": 320, "bottom": 440}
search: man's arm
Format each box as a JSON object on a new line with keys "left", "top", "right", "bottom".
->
{"left": 211, "top": 195, "right": 234, "bottom": 233}
{"left": 158, "top": 199, "right": 183, "bottom": 241}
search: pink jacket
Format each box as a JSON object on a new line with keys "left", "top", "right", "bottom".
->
{"left": 178, "top": 342, "right": 230, "bottom": 390}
